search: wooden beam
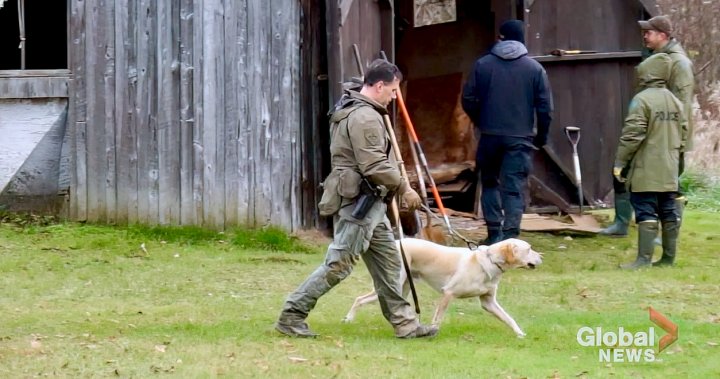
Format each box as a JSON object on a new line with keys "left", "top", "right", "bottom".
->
{"left": 541, "top": 146, "right": 595, "bottom": 209}
{"left": 114, "top": 0, "right": 137, "bottom": 224}
{"left": 325, "top": 0, "right": 343, "bottom": 103}
{"left": 528, "top": 175, "right": 571, "bottom": 213}
{"left": 340, "top": 0, "right": 353, "bottom": 26}
{"left": 157, "top": 0, "right": 182, "bottom": 225}
{"left": 0, "top": 70, "right": 71, "bottom": 78}
{"left": 179, "top": 0, "right": 196, "bottom": 225}
{"left": 532, "top": 51, "right": 642, "bottom": 63}
{"left": 0, "top": 77, "right": 69, "bottom": 98}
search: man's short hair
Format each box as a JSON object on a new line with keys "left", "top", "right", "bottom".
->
{"left": 364, "top": 59, "right": 403, "bottom": 86}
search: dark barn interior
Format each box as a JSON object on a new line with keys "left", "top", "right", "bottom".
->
{"left": 0, "top": 1, "right": 67, "bottom": 70}
{"left": 322, "top": 0, "right": 653, "bottom": 215}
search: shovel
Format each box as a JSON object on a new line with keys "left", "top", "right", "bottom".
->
{"left": 563, "top": 126, "right": 601, "bottom": 230}
{"left": 564, "top": 126, "right": 585, "bottom": 215}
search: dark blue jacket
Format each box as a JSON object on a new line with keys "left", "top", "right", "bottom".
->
{"left": 462, "top": 41, "right": 553, "bottom": 145}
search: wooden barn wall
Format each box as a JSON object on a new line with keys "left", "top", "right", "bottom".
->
{"left": 326, "top": 0, "right": 391, "bottom": 103}
{"left": 531, "top": 59, "right": 639, "bottom": 208}
{"left": 525, "top": 0, "right": 646, "bottom": 56}
{"left": 523, "top": 0, "right": 646, "bottom": 208}
{"left": 68, "top": 0, "right": 301, "bottom": 230}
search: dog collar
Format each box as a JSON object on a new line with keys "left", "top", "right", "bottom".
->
{"left": 487, "top": 256, "right": 505, "bottom": 274}
{"left": 493, "top": 261, "right": 506, "bottom": 273}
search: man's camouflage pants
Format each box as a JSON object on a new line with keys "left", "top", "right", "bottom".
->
{"left": 279, "top": 199, "right": 420, "bottom": 336}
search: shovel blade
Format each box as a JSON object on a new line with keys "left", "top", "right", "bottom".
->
{"left": 569, "top": 213, "right": 601, "bottom": 230}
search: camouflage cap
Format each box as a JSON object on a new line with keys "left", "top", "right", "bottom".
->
{"left": 638, "top": 15, "right": 673, "bottom": 36}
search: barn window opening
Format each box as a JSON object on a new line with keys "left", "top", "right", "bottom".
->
{"left": 0, "top": 0, "right": 68, "bottom": 70}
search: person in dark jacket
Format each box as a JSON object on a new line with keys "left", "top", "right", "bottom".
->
{"left": 461, "top": 20, "right": 553, "bottom": 244}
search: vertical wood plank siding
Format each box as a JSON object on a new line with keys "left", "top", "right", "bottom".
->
{"left": 68, "top": 0, "right": 302, "bottom": 230}
{"left": 526, "top": 0, "right": 644, "bottom": 56}
{"left": 179, "top": 0, "right": 195, "bottom": 225}
{"left": 525, "top": 0, "right": 645, "bottom": 206}
{"left": 223, "top": 0, "right": 240, "bottom": 228}
{"left": 115, "top": 0, "right": 136, "bottom": 224}
{"left": 70, "top": 0, "right": 87, "bottom": 221}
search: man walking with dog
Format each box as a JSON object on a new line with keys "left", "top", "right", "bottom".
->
{"left": 615, "top": 53, "right": 688, "bottom": 269}
{"left": 276, "top": 60, "right": 437, "bottom": 339}
{"left": 462, "top": 20, "right": 553, "bottom": 244}
{"left": 600, "top": 15, "right": 694, "bottom": 238}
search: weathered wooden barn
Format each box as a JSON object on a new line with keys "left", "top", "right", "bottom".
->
{"left": 0, "top": 0, "right": 659, "bottom": 231}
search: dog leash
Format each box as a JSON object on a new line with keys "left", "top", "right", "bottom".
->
{"left": 396, "top": 235, "right": 420, "bottom": 315}
{"left": 383, "top": 117, "right": 421, "bottom": 315}
{"left": 420, "top": 204, "right": 479, "bottom": 250}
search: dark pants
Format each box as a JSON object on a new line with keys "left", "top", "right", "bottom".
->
{"left": 613, "top": 176, "right": 627, "bottom": 194}
{"left": 630, "top": 192, "right": 677, "bottom": 223}
{"left": 476, "top": 134, "right": 533, "bottom": 237}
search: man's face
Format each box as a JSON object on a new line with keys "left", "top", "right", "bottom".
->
{"left": 643, "top": 29, "right": 667, "bottom": 50}
{"left": 373, "top": 78, "right": 400, "bottom": 107}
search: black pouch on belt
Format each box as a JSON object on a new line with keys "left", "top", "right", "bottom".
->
{"left": 351, "top": 178, "right": 380, "bottom": 220}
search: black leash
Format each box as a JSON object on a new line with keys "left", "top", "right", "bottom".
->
{"left": 397, "top": 237, "right": 420, "bottom": 314}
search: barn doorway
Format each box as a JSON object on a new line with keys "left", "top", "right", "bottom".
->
{"left": 323, "top": 0, "right": 524, "bottom": 214}
{"left": 393, "top": 0, "right": 518, "bottom": 213}
{"left": 0, "top": 0, "right": 68, "bottom": 70}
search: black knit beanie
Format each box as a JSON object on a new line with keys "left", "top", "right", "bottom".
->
{"left": 499, "top": 20, "right": 525, "bottom": 44}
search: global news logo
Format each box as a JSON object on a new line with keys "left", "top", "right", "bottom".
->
{"left": 576, "top": 307, "right": 678, "bottom": 363}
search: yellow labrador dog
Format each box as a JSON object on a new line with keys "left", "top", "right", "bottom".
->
{"left": 343, "top": 238, "right": 542, "bottom": 337}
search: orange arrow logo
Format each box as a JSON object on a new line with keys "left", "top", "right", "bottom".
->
{"left": 649, "top": 307, "right": 678, "bottom": 353}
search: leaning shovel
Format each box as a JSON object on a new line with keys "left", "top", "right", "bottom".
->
{"left": 565, "top": 126, "right": 584, "bottom": 214}
{"left": 563, "top": 126, "right": 601, "bottom": 231}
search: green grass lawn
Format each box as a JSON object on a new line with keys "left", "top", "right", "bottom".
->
{"left": 1, "top": 211, "right": 718, "bottom": 378}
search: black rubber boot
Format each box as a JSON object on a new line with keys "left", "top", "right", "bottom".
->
{"left": 620, "top": 220, "right": 657, "bottom": 270}
{"left": 482, "top": 226, "right": 504, "bottom": 245}
{"left": 501, "top": 227, "right": 519, "bottom": 241}
{"left": 655, "top": 197, "right": 686, "bottom": 246}
{"left": 599, "top": 192, "right": 632, "bottom": 237}
{"left": 653, "top": 220, "right": 678, "bottom": 267}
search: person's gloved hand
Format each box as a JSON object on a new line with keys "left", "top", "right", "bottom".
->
{"left": 402, "top": 188, "right": 422, "bottom": 211}
{"left": 613, "top": 165, "right": 626, "bottom": 183}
